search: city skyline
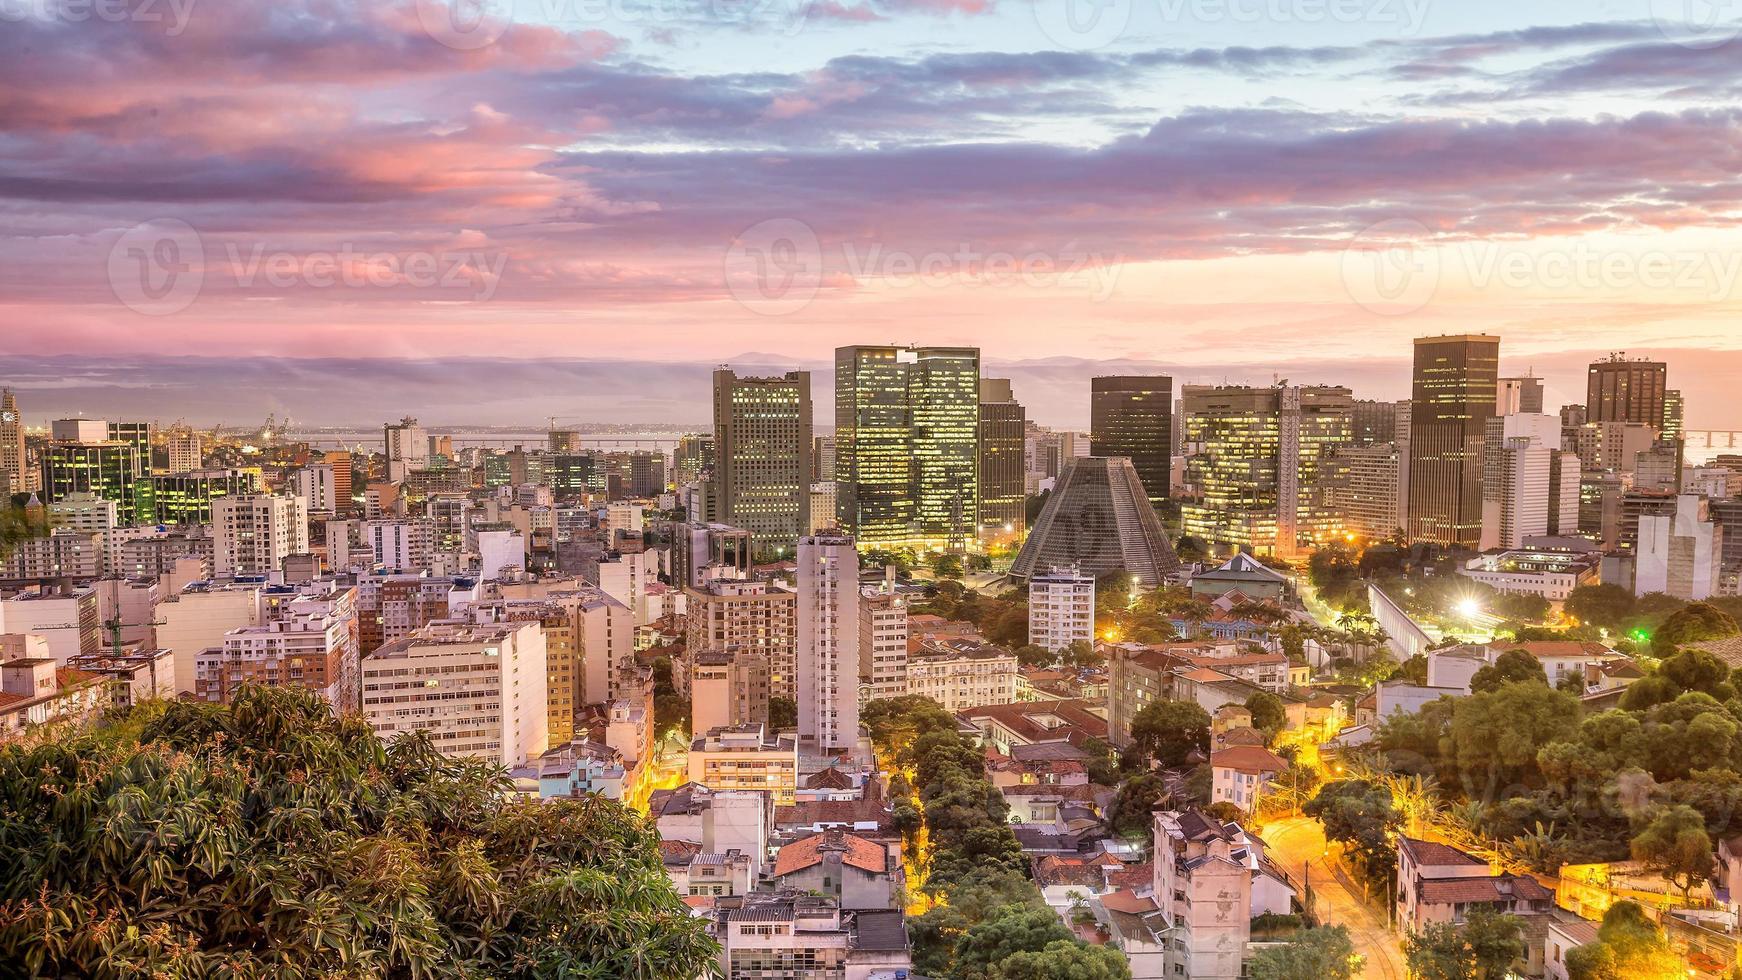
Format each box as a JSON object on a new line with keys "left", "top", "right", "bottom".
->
{"left": 3, "top": 343, "right": 1742, "bottom": 433}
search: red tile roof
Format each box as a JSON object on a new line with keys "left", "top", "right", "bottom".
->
{"left": 772, "top": 829, "right": 888, "bottom": 878}
{"left": 1399, "top": 837, "right": 1485, "bottom": 868}
{"left": 1209, "top": 745, "right": 1288, "bottom": 774}
{"left": 1418, "top": 875, "right": 1553, "bottom": 904}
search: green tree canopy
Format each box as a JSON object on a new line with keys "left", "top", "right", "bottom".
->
{"left": 1129, "top": 699, "right": 1211, "bottom": 769}
{"left": 1469, "top": 648, "right": 1549, "bottom": 694}
{"left": 989, "top": 940, "right": 1132, "bottom": 980}
{"left": 1654, "top": 601, "right": 1741, "bottom": 653}
{"left": 1565, "top": 583, "right": 1637, "bottom": 632}
{"left": 1245, "top": 691, "right": 1288, "bottom": 739}
{"left": 1565, "top": 901, "right": 1686, "bottom": 980}
{"left": 0, "top": 687, "right": 717, "bottom": 979}
{"left": 1248, "top": 925, "right": 1361, "bottom": 980}
{"left": 1304, "top": 779, "right": 1401, "bottom": 890}
{"left": 1403, "top": 906, "right": 1525, "bottom": 980}
{"left": 1630, "top": 804, "right": 1715, "bottom": 901}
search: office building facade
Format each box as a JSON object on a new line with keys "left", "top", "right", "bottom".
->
{"left": 1090, "top": 375, "right": 1173, "bottom": 505}
{"left": 1407, "top": 334, "right": 1500, "bottom": 549}
{"left": 712, "top": 369, "right": 812, "bottom": 551}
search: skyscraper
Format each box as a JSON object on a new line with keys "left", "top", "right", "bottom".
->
{"left": 214, "top": 494, "right": 309, "bottom": 577}
{"left": 1180, "top": 384, "right": 1353, "bottom": 557}
{"left": 1478, "top": 413, "right": 1566, "bottom": 551}
{"left": 1497, "top": 376, "right": 1545, "bottom": 415}
{"left": 834, "top": 345, "right": 979, "bottom": 548}
{"left": 1407, "top": 334, "right": 1500, "bottom": 549}
{"left": 1586, "top": 354, "right": 1667, "bottom": 429}
{"left": 712, "top": 368, "right": 812, "bottom": 551}
{"left": 1663, "top": 389, "right": 1685, "bottom": 441}
{"left": 43, "top": 438, "right": 139, "bottom": 523}
{"left": 796, "top": 533, "right": 860, "bottom": 753}
{"left": 0, "top": 389, "right": 23, "bottom": 497}
{"left": 1090, "top": 375, "right": 1174, "bottom": 505}
{"left": 977, "top": 378, "right": 1026, "bottom": 540}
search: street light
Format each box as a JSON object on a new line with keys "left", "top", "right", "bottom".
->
{"left": 1457, "top": 598, "right": 1480, "bottom": 619}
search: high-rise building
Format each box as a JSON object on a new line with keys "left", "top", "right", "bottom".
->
{"left": 811, "top": 435, "right": 836, "bottom": 483}
{"left": 1497, "top": 376, "right": 1545, "bottom": 415}
{"left": 198, "top": 586, "right": 360, "bottom": 710}
{"left": 137, "top": 468, "right": 260, "bottom": 525}
{"left": 1479, "top": 414, "right": 1572, "bottom": 551}
{"left": 685, "top": 580, "right": 798, "bottom": 700}
{"left": 796, "top": 534, "right": 859, "bottom": 753}
{"left": 323, "top": 451, "right": 354, "bottom": 516}
{"left": 712, "top": 369, "right": 812, "bottom": 550}
{"left": 1011, "top": 457, "right": 1181, "bottom": 586}
{"left": 1663, "top": 389, "right": 1685, "bottom": 441}
{"left": 1091, "top": 375, "right": 1174, "bottom": 505}
{"left": 1636, "top": 495, "right": 1724, "bottom": 600}
{"left": 384, "top": 416, "right": 429, "bottom": 480}
{"left": 1028, "top": 567, "right": 1095, "bottom": 652}
{"left": 1349, "top": 398, "right": 1399, "bottom": 447}
{"left": 106, "top": 421, "right": 152, "bottom": 476}
{"left": 363, "top": 518, "right": 436, "bottom": 573}
{"left": 1181, "top": 384, "right": 1353, "bottom": 557}
{"left": 42, "top": 439, "right": 139, "bottom": 523}
{"left": 858, "top": 576, "right": 908, "bottom": 704}
{"left": 834, "top": 345, "right": 979, "bottom": 549}
{"left": 213, "top": 494, "right": 309, "bottom": 578}
{"left": 1407, "top": 334, "right": 1500, "bottom": 549}
{"left": 166, "top": 428, "right": 203, "bottom": 473}
{"left": 361, "top": 620, "right": 549, "bottom": 768}
{"left": 1318, "top": 443, "right": 1405, "bottom": 541}
{"left": 977, "top": 378, "right": 1026, "bottom": 540}
{"left": 1586, "top": 354, "right": 1667, "bottom": 429}
{"left": 0, "top": 389, "right": 25, "bottom": 496}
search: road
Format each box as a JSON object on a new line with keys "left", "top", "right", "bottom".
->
{"left": 1261, "top": 816, "right": 1406, "bottom": 980}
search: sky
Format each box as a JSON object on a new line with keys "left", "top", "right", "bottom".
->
{"left": 2, "top": 0, "right": 1741, "bottom": 427}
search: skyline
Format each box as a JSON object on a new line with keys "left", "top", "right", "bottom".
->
{"left": 6, "top": 0, "right": 1742, "bottom": 395}
{"left": 0, "top": 343, "right": 1737, "bottom": 432}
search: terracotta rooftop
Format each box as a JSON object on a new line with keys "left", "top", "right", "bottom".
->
{"left": 775, "top": 798, "right": 892, "bottom": 830}
{"left": 1418, "top": 875, "right": 1553, "bottom": 904}
{"left": 957, "top": 699, "right": 1109, "bottom": 745}
{"left": 1399, "top": 837, "right": 1486, "bottom": 868}
{"left": 1208, "top": 745, "right": 1289, "bottom": 774}
{"left": 772, "top": 829, "right": 889, "bottom": 878}
{"left": 804, "top": 766, "right": 855, "bottom": 790}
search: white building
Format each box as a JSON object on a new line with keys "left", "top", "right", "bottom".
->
{"left": 858, "top": 582, "right": 908, "bottom": 703}
{"left": 578, "top": 589, "right": 635, "bottom": 706}
{"left": 361, "top": 620, "right": 549, "bottom": 768}
{"left": 1480, "top": 414, "right": 1578, "bottom": 551}
{"left": 157, "top": 583, "right": 264, "bottom": 694}
{"left": 292, "top": 464, "right": 339, "bottom": 516}
{"left": 47, "top": 492, "right": 118, "bottom": 535}
{"left": 1458, "top": 547, "right": 1601, "bottom": 601}
{"left": 1151, "top": 810, "right": 1256, "bottom": 980}
{"left": 797, "top": 534, "right": 859, "bottom": 753}
{"left": 477, "top": 528, "right": 527, "bottom": 581}
{"left": 1027, "top": 566, "right": 1095, "bottom": 653}
{"left": 214, "top": 494, "right": 308, "bottom": 578}
{"left": 595, "top": 551, "right": 652, "bottom": 626}
{"left": 906, "top": 641, "right": 1018, "bottom": 712}
{"left": 1636, "top": 494, "right": 1724, "bottom": 600}
{"left": 166, "top": 430, "right": 202, "bottom": 473}
{"left": 383, "top": 417, "right": 429, "bottom": 481}
{"left": 364, "top": 518, "right": 435, "bottom": 574}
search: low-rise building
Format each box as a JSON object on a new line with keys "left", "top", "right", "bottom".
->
{"left": 1459, "top": 547, "right": 1601, "bottom": 601}
{"left": 906, "top": 639, "right": 1017, "bottom": 711}
{"left": 67, "top": 645, "right": 175, "bottom": 709}
{"left": 1028, "top": 566, "right": 1095, "bottom": 652}
{"left": 1395, "top": 836, "right": 1553, "bottom": 936}
{"left": 1209, "top": 744, "right": 1289, "bottom": 813}
{"left": 0, "top": 652, "right": 105, "bottom": 739}
{"left": 689, "top": 723, "right": 799, "bottom": 806}
{"left": 770, "top": 828, "right": 901, "bottom": 910}
{"left": 710, "top": 894, "right": 911, "bottom": 980}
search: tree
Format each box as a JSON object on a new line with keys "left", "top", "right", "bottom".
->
{"left": 1656, "top": 647, "right": 1736, "bottom": 701}
{"left": 1128, "top": 699, "right": 1211, "bottom": 769}
{"left": 1654, "top": 601, "right": 1741, "bottom": 653}
{"left": 951, "top": 903, "right": 1073, "bottom": 972}
{"left": 1245, "top": 691, "right": 1287, "bottom": 740}
{"left": 989, "top": 940, "right": 1133, "bottom": 980}
{"left": 1566, "top": 583, "right": 1637, "bottom": 632}
{"left": 1248, "top": 925, "right": 1361, "bottom": 980}
{"left": 1396, "top": 653, "right": 1430, "bottom": 686}
{"left": 1403, "top": 906, "right": 1525, "bottom": 980}
{"left": 1630, "top": 804, "right": 1714, "bottom": 902}
{"left": 1469, "top": 648, "right": 1548, "bottom": 694}
{"left": 0, "top": 687, "right": 719, "bottom": 978}
{"left": 651, "top": 655, "right": 692, "bottom": 738}
{"left": 1015, "top": 644, "right": 1056, "bottom": 669}
{"left": 930, "top": 552, "right": 965, "bottom": 580}
{"left": 1305, "top": 779, "right": 1401, "bottom": 890}
{"left": 1107, "top": 773, "right": 1171, "bottom": 839}
{"left": 1064, "top": 640, "right": 1104, "bottom": 670}
{"left": 768, "top": 696, "right": 798, "bottom": 730}
{"left": 1447, "top": 682, "right": 1580, "bottom": 798}
{"left": 1565, "top": 901, "right": 1685, "bottom": 980}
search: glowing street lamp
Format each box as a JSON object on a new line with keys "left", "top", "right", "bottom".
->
{"left": 1456, "top": 598, "right": 1481, "bottom": 619}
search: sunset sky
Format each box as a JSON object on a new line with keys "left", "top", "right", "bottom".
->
{"left": 3, "top": 0, "right": 1740, "bottom": 426}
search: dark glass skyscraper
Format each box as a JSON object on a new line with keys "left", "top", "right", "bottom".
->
{"left": 712, "top": 368, "right": 812, "bottom": 550}
{"left": 1090, "top": 376, "right": 1172, "bottom": 505}
{"left": 1586, "top": 354, "right": 1667, "bottom": 429}
{"left": 1407, "top": 334, "right": 1500, "bottom": 549}
{"left": 835, "top": 345, "right": 979, "bottom": 548}
{"left": 977, "top": 378, "right": 1026, "bottom": 540}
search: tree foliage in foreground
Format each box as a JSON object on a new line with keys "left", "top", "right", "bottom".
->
{"left": 1248, "top": 925, "right": 1361, "bottom": 980}
{"left": 0, "top": 687, "right": 717, "bottom": 979}
{"left": 1402, "top": 906, "right": 1525, "bottom": 980}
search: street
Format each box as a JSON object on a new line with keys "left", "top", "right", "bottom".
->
{"left": 1261, "top": 816, "right": 1406, "bottom": 980}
